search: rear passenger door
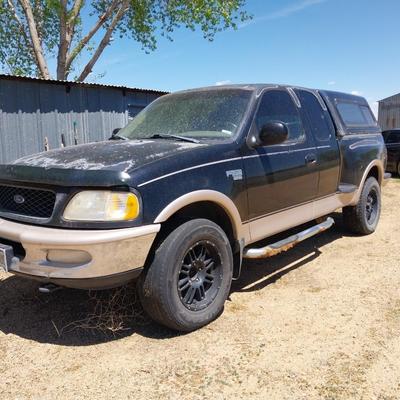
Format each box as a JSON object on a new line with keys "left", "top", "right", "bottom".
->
{"left": 295, "top": 89, "right": 340, "bottom": 197}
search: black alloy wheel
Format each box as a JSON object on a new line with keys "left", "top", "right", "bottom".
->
{"left": 365, "top": 189, "right": 378, "bottom": 225}
{"left": 138, "top": 219, "right": 233, "bottom": 332}
{"left": 343, "top": 176, "right": 381, "bottom": 235}
{"left": 178, "top": 240, "right": 223, "bottom": 311}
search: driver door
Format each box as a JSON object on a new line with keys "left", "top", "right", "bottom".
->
{"left": 243, "top": 88, "right": 319, "bottom": 221}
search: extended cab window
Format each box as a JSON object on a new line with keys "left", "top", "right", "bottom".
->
{"left": 255, "top": 90, "right": 305, "bottom": 144}
{"left": 296, "top": 90, "right": 335, "bottom": 142}
{"left": 336, "top": 102, "right": 377, "bottom": 127}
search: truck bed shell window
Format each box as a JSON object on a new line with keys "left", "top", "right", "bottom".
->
{"left": 336, "top": 101, "right": 377, "bottom": 128}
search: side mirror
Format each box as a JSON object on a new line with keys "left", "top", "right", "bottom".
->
{"left": 258, "top": 121, "right": 288, "bottom": 146}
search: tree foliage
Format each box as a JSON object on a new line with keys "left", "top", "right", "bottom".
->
{"left": 0, "top": 0, "right": 250, "bottom": 81}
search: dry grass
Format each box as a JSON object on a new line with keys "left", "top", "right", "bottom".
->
{"left": 56, "top": 284, "right": 149, "bottom": 337}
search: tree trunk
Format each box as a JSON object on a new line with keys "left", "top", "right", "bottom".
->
{"left": 65, "top": 0, "right": 120, "bottom": 76}
{"left": 76, "top": 2, "right": 128, "bottom": 82}
{"left": 19, "top": 0, "right": 50, "bottom": 79}
{"left": 56, "top": 0, "right": 68, "bottom": 80}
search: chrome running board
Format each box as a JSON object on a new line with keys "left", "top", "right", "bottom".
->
{"left": 243, "top": 217, "right": 334, "bottom": 259}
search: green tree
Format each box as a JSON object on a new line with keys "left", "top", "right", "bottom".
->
{"left": 0, "top": 0, "right": 250, "bottom": 81}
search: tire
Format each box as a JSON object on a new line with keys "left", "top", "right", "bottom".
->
{"left": 343, "top": 176, "right": 381, "bottom": 235}
{"left": 397, "top": 161, "right": 400, "bottom": 177}
{"left": 138, "top": 219, "right": 233, "bottom": 332}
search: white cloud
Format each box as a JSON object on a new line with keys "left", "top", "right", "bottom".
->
{"left": 240, "top": 0, "right": 327, "bottom": 27}
{"left": 215, "top": 80, "right": 232, "bottom": 86}
{"left": 328, "top": 81, "right": 336, "bottom": 86}
{"left": 351, "top": 90, "right": 363, "bottom": 96}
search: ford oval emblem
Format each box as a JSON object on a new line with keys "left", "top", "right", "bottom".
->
{"left": 13, "top": 194, "right": 25, "bottom": 204}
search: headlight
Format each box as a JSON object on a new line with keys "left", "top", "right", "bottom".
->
{"left": 63, "top": 191, "right": 140, "bottom": 221}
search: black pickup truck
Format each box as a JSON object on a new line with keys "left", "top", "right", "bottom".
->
{"left": 382, "top": 129, "right": 400, "bottom": 175}
{"left": 0, "top": 84, "right": 390, "bottom": 331}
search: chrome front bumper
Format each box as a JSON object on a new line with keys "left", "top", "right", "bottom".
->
{"left": 0, "top": 218, "right": 160, "bottom": 287}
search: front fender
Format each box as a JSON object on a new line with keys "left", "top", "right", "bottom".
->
{"left": 154, "top": 190, "right": 249, "bottom": 243}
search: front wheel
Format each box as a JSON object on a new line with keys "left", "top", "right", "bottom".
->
{"left": 343, "top": 176, "right": 381, "bottom": 235}
{"left": 138, "top": 219, "right": 233, "bottom": 332}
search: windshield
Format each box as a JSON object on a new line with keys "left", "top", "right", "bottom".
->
{"left": 118, "top": 88, "right": 253, "bottom": 140}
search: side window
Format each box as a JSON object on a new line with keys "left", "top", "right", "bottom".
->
{"left": 336, "top": 102, "right": 377, "bottom": 128}
{"left": 336, "top": 102, "right": 366, "bottom": 126}
{"left": 296, "top": 90, "right": 335, "bottom": 142}
{"left": 360, "top": 105, "right": 376, "bottom": 126}
{"left": 255, "top": 90, "right": 305, "bottom": 144}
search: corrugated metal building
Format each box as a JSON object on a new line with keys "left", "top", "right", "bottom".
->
{"left": 378, "top": 92, "right": 400, "bottom": 131}
{"left": 0, "top": 74, "right": 167, "bottom": 163}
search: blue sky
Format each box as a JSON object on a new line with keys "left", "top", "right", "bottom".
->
{"left": 84, "top": 0, "right": 400, "bottom": 116}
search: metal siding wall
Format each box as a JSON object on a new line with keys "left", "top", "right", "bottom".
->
{"left": 124, "top": 91, "right": 159, "bottom": 120}
{"left": 378, "top": 94, "right": 400, "bottom": 131}
{"left": 39, "top": 82, "right": 69, "bottom": 150}
{"left": 98, "top": 88, "right": 125, "bottom": 141}
{"left": 86, "top": 87, "right": 104, "bottom": 143}
{"left": 0, "top": 79, "right": 45, "bottom": 162}
{"left": 0, "top": 78, "right": 162, "bottom": 163}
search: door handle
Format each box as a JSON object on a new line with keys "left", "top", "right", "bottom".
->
{"left": 305, "top": 153, "right": 317, "bottom": 165}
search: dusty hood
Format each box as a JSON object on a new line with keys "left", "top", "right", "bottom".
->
{"left": 0, "top": 139, "right": 206, "bottom": 187}
{"left": 12, "top": 140, "right": 205, "bottom": 172}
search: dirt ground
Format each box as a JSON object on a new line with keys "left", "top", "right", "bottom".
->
{"left": 0, "top": 180, "right": 400, "bottom": 400}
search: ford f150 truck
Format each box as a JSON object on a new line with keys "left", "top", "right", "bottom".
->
{"left": 0, "top": 84, "right": 390, "bottom": 331}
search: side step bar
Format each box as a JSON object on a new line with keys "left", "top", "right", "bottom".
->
{"left": 243, "top": 217, "right": 334, "bottom": 259}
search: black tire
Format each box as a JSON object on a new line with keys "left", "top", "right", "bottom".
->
{"left": 343, "top": 176, "right": 381, "bottom": 235}
{"left": 397, "top": 161, "right": 400, "bottom": 177}
{"left": 138, "top": 219, "right": 233, "bottom": 332}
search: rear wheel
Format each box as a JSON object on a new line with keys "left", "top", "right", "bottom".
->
{"left": 138, "top": 219, "right": 233, "bottom": 332}
{"left": 343, "top": 176, "right": 381, "bottom": 235}
{"left": 397, "top": 161, "right": 400, "bottom": 176}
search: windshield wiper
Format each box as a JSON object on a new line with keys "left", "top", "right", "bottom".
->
{"left": 149, "top": 133, "right": 200, "bottom": 144}
{"left": 109, "top": 133, "right": 128, "bottom": 141}
{"left": 109, "top": 128, "right": 128, "bottom": 141}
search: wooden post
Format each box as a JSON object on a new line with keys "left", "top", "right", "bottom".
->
{"left": 73, "top": 121, "right": 78, "bottom": 145}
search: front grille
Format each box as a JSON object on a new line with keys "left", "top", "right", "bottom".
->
{"left": 0, "top": 185, "right": 56, "bottom": 218}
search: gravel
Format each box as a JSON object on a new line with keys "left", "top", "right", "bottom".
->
{"left": 1, "top": 179, "right": 399, "bottom": 400}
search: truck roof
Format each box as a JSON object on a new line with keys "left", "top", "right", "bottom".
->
{"left": 173, "top": 84, "right": 367, "bottom": 103}
{"left": 171, "top": 83, "right": 378, "bottom": 136}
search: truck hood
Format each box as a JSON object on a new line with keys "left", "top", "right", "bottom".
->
{"left": 0, "top": 140, "right": 207, "bottom": 187}
{"left": 12, "top": 140, "right": 206, "bottom": 171}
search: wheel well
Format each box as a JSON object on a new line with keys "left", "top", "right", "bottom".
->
{"left": 143, "top": 201, "right": 240, "bottom": 277}
{"left": 367, "top": 166, "right": 380, "bottom": 184}
{"left": 157, "top": 201, "right": 235, "bottom": 246}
